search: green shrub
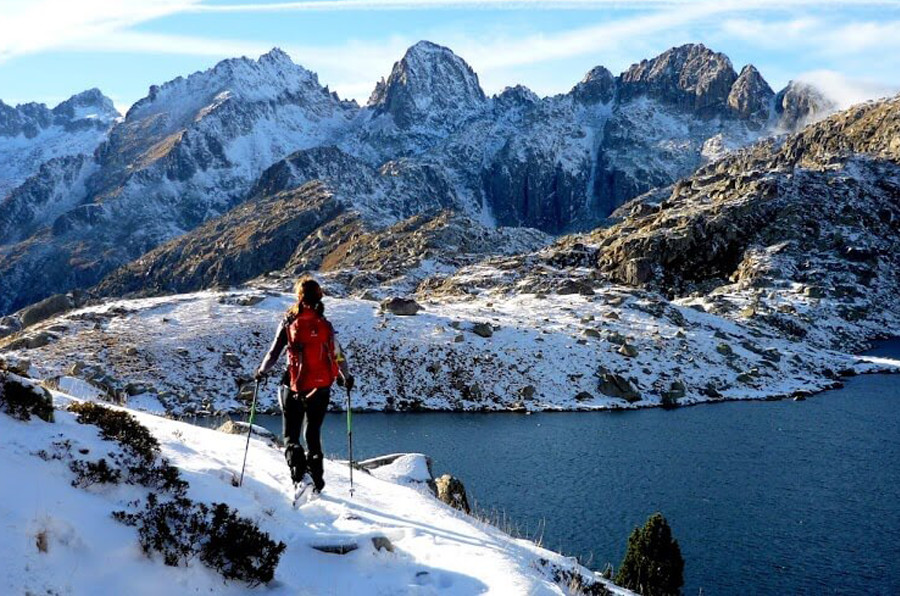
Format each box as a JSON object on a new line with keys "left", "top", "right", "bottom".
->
{"left": 115, "top": 495, "right": 286, "bottom": 586}
{"left": 615, "top": 512, "right": 684, "bottom": 596}
{"left": 70, "top": 458, "right": 122, "bottom": 488}
{"left": 114, "top": 494, "right": 210, "bottom": 567}
{"left": 1, "top": 374, "right": 54, "bottom": 422}
{"left": 68, "top": 402, "right": 159, "bottom": 463}
{"left": 68, "top": 401, "right": 285, "bottom": 585}
{"left": 201, "top": 503, "right": 286, "bottom": 585}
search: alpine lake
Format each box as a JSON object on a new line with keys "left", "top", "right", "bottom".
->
{"left": 194, "top": 339, "right": 900, "bottom": 595}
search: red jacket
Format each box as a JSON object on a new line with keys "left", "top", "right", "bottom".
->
{"left": 257, "top": 305, "right": 349, "bottom": 393}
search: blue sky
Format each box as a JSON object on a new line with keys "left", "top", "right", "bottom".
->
{"left": 1, "top": 0, "right": 898, "bottom": 114}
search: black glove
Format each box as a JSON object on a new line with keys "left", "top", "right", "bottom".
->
{"left": 254, "top": 368, "right": 266, "bottom": 382}
{"left": 345, "top": 373, "right": 355, "bottom": 392}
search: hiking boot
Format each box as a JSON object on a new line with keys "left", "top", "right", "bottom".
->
{"left": 308, "top": 454, "right": 325, "bottom": 493}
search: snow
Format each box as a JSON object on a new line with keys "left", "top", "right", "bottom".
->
{"left": 0, "top": 377, "right": 629, "bottom": 595}
{"left": 3, "top": 283, "right": 874, "bottom": 417}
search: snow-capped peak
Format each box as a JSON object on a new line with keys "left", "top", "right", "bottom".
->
{"left": 126, "top": 48, "right": 324, "bottom": 123}
{"left": 51, "top": 88, "right": 120, "bottom": 123}
{"left": 368, "top": 40, "right": 486, "bottom": 128}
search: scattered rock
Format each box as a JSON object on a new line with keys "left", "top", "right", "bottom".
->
{"left": 574, "top": 391, "right": 593, "bottom": 402}
{"left": 618, "top": 343, "right": 639, "bottom": 358}
{"left": 598, "top": 372, "right": 641, "bottom": 402}
{"left": 804, "top": 286, "right": 826, "bottom": 299}
{"left": 6, "top": 331, "right": 55, "bottom": 350}
{"left": 581, "top": 328, "right": 601, "bottom": 339}
{"left": 124, "top": 346, "right": 138, "bottom": 357}
{"left": 471, "top": 322, "right": 493, "bottom": 338}
{"left": 371, "top": 536, "right": 394, "bottom": 552}
{"left": 607, "top": 331, "right": 627, "bottom": 345}
{"left": 520, "top": 385, "right": 536, "bottom": 400}
{"left": 221, "top": 353, "right": 242, "bottom": 369}
{"left": 556, "top": 279, "right": 594, "bottom": 296}
{"left": 716, "top": 343, "right": 734, "bottom": 356}
{"left": 435, "top": 474, "right": 470, "bottom": 513}
{"left": 380, "top": 297, "right": 422, "bottom": 316}
{"left": 19, "top": 294, "right": 75, "bottom": 328}
{"left": 453, "top": 334, "right": 464, "bottom": 343}
{"left": 236, "top": 295, "right": 265, "bottom": 307}
{"left": 215, "top": 420, "right": 276, "bottom": 440}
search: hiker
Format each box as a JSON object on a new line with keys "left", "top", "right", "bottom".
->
{"left": 255, "top": 277, "right": 353, "bottom": 496}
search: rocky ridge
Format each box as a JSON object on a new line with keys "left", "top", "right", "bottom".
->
{"left": 0, "top": 42, "right": 838, "bottom": 316}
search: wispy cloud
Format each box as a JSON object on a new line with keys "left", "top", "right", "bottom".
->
{"left": 1, "top": 0, "right": 898, "bottom": 109}
{"left": 721, "top": 17, "right": 900, "bottom": 55}
{"left": 0, "top": 0, "right": 202, "bottom": 63}
{"left": 187, "top": 0, "right": 900, "bottom": 11}
{"left": 795, "top": 69, "right": 898, "bottom": 108}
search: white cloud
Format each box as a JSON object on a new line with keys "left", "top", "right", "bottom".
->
{"left": 186, "top": 0, "right": 900, "bottom": 11}
{"left": 0, "top": 0, "right": 203, "bottom": 63}
{"left": 795, "top": 69, "right": 899, "bottom": 108}
{"left": 721, "top": 17, "right": 900, "bottom": 55}
{"left": 2, "top": 0, "right": 898, "bottom": 107}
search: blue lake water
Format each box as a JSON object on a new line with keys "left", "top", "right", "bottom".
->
{"left": 228, "top": 340, "right": 900, "bottom": 595}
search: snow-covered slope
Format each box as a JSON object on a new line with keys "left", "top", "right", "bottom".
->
{"left": 0, "top": 49, "right": 358, "bottom": 316}
{"left": 3, "top": 285, "right": 897, "bottom": 418}
{"left": 1, "top": 375, "right": 629, "bottom": 595}
{"left": 0, "top": 89, "right": 118, "bottom": 199}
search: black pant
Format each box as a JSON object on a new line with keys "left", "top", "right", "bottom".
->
{"left": 281, "top": 386, "right": 330, "bottom": 488}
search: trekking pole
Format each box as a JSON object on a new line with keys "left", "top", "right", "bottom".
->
{"left": 238, "top": 379, "right": 260, "bottom": 487}
{"left": 346, "top": 384, "right": 354, "bottom": 498}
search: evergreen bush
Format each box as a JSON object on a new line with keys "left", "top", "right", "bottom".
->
{"left": 0, "top": 374, "right": 54, "bottom": 422}
{"left": 615, "top": 512, "right": 684, "bottom": 596}
{"left": 114, "top": 495, "right": 286, "bottom": 585}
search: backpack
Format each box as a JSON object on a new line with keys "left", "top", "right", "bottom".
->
{"left": 284, "top": 307, "right": 339, "bottom": 393}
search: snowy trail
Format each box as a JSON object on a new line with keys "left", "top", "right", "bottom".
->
{"left": 1, "top": 384, "right": 627, "bottom": 595}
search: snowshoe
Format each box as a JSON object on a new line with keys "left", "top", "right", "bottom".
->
{"left": 292, "top": 477, "right": 314, "bottom": 508}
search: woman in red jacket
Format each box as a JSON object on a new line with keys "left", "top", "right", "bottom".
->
{"left": 256, "top": 277, "right": 353, "bottom": 496}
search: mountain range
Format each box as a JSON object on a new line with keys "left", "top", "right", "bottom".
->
{"left": 0, "top": 41, "right": 838, "bottom": 316}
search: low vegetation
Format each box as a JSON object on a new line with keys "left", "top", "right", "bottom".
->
{"left": 0, "top": 372, "right": 54, "bottom": 422}
{"left": 56, "top": 401, "right": 286, "bottom": 585}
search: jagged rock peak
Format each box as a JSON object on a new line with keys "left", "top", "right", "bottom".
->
{"left": 0, "top": 89, "right": 118, "bottom": 138}
{"left": 775, "top": 80, "right": 838, "bottom": 132}
{"left": 127, "top": 47, "right": 324, "bottom": 120}
{"left": 571, "top": 65, "right": 616, "bottom": 104}
{"left": 52, "top": 88, "right": 120, "bottom": 121}
{"left": 727, "top": 64, "right": 774, "bottom": 120}
{"left": 619, "top": 43, "right": 738, "bottom": 115}
{"left": 496, "top": 85, "right": 540, "bottom": 106}
{"left": 368, "top": 40, "right": 486, "bottom": 128}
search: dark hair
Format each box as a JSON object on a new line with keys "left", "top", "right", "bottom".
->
{"left": 294, "top": 277, "right": 324, "bottom": 317}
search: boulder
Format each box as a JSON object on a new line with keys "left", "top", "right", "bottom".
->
{"left": 556, "top": 279, "right": 594, "bottom": 296}
{"left": 598, "top": 373, "right": 641, "bottom": 402}
{"left": 435, "top": 474, "right": 471, "bottom": 513}
{"left": 581, "top": 328, "right": 601, "bottom": 339}
{"left": 216, "top": 420, "right": 276, "bottom": 440}
{"left": 6, "top": 331, "right": 55, "bottom": 351}
{"left": 716, "top": 342, "right": 734, "bottom": 356}
{"left": 221, "top": 352, "right": 242, "bottom": 369}
{"left": 618, "top": 343, "right": 639, "bottom": 358}
{"left": 471, "top": 322, "right": 493, "bottom": 338}
{"left": 574, "top": 391, "right": 593, "bottom": 402}
{"left": 0, "top": 316, "right": 22, "bottom": 339}
{"left": 236, "top": 295, "right": 265, "bottom": 307}
{"left": 19, "top": 294, "right": 74, "bottom": 328}
{"left": 380, "top": 297, "right": 422, "bottom": 316}
{"left": 607, "top": 331, "right": 627, "bottom": 345}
